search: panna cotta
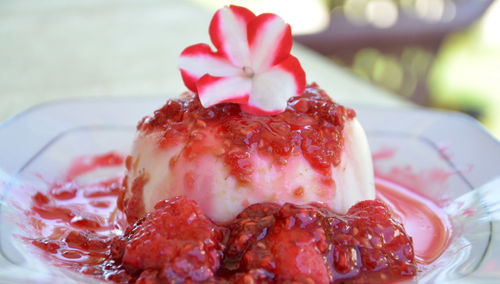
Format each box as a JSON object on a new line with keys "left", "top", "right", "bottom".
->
{"left": 120, "top": 84, "right": 375, "bottom": 223}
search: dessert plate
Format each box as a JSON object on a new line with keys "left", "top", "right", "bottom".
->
{"left": 0, "top": 97, "right": 499, "bottom": 283}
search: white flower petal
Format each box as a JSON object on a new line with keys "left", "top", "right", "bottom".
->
{"left": 248, "top": 14, "right": 291, "bottom": 73}
{"left": 247, "top": 66, "right": 298, "bottom": 113}
{"left": 197, "top": 75, "right": 251, "bottom": 108}
{"left": 210, "top": 6, "right": 253, "bottom": 67}
{"left": 179, "top": 44, "right": 241, "bottom": 80}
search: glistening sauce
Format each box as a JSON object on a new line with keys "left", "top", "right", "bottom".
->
{"left": 24, "top": 152, "right": 451, "bottom": 282}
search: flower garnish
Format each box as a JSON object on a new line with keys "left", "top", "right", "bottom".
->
{"left": 179, "top": 5, "right": 306, "bottom": 115}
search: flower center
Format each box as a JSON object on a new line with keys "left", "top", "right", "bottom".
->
{"left": 242, "top": 66, "right": 255, "bottom": 78}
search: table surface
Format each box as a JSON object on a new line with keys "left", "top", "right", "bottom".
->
{"left": 0, "top": 0, "right": 409, "bottom": 123}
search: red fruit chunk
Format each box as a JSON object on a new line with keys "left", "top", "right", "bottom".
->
{"left": 84, "top": 182, "right": 121, "bottom": 198}
{"left": 32, "top": 192, "right": 50, "bottom": 205}
{"left": 50, "top": 182, "right": 78, "bottom": 200}
{"left": 121, "top": 196, "right": 225, "bottom": 282}
{"left": 32, "top": 205, "right": 73, "bottom": 221}
{"left": 32, "top": 239, "right": 61, "bottom": 254}
{"left": 240, "top": 203, "right": 331, "bottom": 284}
{"left": 64, "top": 230, "right": 109, "bottom": 252}
{"left": 222, "top": 203, "right": 280, "bottom": 272}
{"left": 69, "top": 214, "right": 106, "bottom": 230}
{"left": 327, "top": 200, "right": 416, "bottom": 282}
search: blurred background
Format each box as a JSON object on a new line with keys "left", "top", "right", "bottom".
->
{"left": 1, "top": 0, "right": 499, "bottom": 138}
{"left": 196, "top": 0, "right": 500, "bottom": 137}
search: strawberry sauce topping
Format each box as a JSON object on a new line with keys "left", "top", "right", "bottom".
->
{"left": 138, "top": 84, "right": 355, "bottom": 184}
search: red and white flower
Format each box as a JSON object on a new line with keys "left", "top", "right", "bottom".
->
{"left": 179, "top": 5, "right": 306, "bottom": 115}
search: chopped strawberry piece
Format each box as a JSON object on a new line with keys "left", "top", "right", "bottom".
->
{"left": 64, "top": 230, "right": 109, "bottom": 252}
{"left": 49, "top": 182, "right": 78, "bottom": 200}
{"left": 32, "top": 192, "right": 50, "bottom": 205}
{"left": 69, "top": 214, "right": 105, "bottom": 230}
{"left": 121, "top": 196, "right": 225, "bottom": 282}
{"left": 323, "top": 200, "right": 416, "bottom": 282}
{"left": 240, "top": 204, "right": 330, "bottom": 284}
{"left": 32, "top": 239, "right": 61, "bottom": 254}
{"left": 222, "top": 203, "right": 280, "bottom": 272}
{"left": 336, "top": 200, "right": 417, "bottom": 282}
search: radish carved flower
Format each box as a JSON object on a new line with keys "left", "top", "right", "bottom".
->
{"left": 179, "top": 5, "right": 306, "bottom": 115}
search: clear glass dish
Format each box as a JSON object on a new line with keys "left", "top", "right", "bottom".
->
{"left": 0, "top": 98, "right": 499, "bottom": 283}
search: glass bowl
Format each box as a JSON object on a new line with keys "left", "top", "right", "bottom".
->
{"left": 1, "top": 98, "right": 499, "bottom": 283}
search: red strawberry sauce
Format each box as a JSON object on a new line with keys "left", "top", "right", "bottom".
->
{"left": 137, "top": 84, "right": 355, "bottom": 184}
{"left": 25, "top": 152, "right": 452, "bottom": 283}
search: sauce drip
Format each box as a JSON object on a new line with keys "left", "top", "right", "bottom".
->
{"left": 376, "top": 178, "right": 452, "bottom": 264}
